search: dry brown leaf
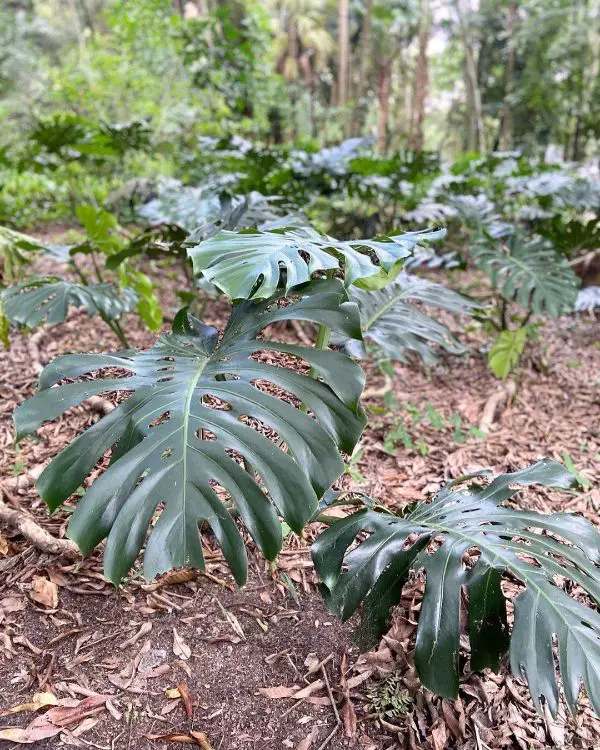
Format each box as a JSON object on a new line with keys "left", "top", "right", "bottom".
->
{"left": 172, "top": 627, "right": 191, "bottom": 660}
{"left": 296, "top": 726, "right": 319, "bottom": 750}
{"left": 146, "top": 732, "right": 196, "bottom": 743}
{"left": 142, "top": 569, "right": 198, "bottom": 591}
{"left": 0, "top": 691, "right": 59, "bottom": 717}
{"left": 30, "top": 576, "right": 58, "bottom": 609}
{"left": 189, "top": 731, "right": 213, "bottom": 749}
{"left": 293, "top": 680, "right": 325, "bottom": 699}
{"left": 146, "top": 731, "right": 212, "bottom": 747}
{"left": 119, "top": 621, "right": 152, "bottom": 649}
{"left": 340, "top": 698, "right": 357, "bottom": 738}
{"left": 430, "top": 719, "right": 448, "bottom": 750}
{"left": 0, "top": 596, "right": 25, "bottom": 615}
{"left": 0, "top": 727, "right": 31, "bottom": 743}
{"left": 178, "top": 682, "right": 193, "bottom": 719}
{"left": 258, "top": 685, "right": 300, "bottom": 699}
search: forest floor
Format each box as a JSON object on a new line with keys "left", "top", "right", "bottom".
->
{"left": 1, "top": 243, "right": 600, "bottom": 749}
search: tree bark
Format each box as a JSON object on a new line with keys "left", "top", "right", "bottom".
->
{"left": 408, "top": 0, "right": 430, "bottom": 151}
{"left": 499, "top": 0, "right": 517, "bottom": 151}
{"left": 455, "top": 0, "right": 486, "bottom": 153}
{"left": 377, "top": 59, "right": 390, "bottom": 154}
{"left": 351, "top": 0, "right": 374, "bottom": 135}
{"left": 338, "top": 0, "right": 350, "bottom": 108}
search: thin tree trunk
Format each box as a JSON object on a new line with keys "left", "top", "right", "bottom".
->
{"left": 499, "top": 0, "right": 517, "bottom": 151}
{"left": 338, "top": 0, "right": 350, "bottom": 107}
{"left": 377, "top": 60, "right": 390, "bottom": 154}
{"left": 351, "top": 0, "right": 374, "bottom": 135}
{"left": 572, "top": 0, "right": 590, "bottom": 160}
{"left": 455, "top": 0, "right": 486, "bottom": 153}
{"left": 408, "top": 0, "right": 430, "bottom": 151}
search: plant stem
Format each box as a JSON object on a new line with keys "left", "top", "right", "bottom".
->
{"left": 101, "top": 314, "right": 130, "bottom": 348}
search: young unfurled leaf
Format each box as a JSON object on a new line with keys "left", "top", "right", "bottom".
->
{"left": 488, "top": 327, "right": 527, "bottom": 379}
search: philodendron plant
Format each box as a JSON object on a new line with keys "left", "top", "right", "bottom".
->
{"left": 14, "top": 221, "right": 600, "bottom": 718}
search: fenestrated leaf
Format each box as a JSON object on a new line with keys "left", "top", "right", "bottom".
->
{"left": 188, "top": 225, "right": 446, "bottom": 301}
{"left": 312, "top": 461, "right": 600, "bottom": 716}
{"left": 15, "top": 279, "right": 366, "bottom": 586}
{"left": 1, "top": 276, "right": 137, "bottom": 329}
{"left": 341, "top": 272, "right": 476, "bottom": 364}
{"left": 472, "top": 230, "right": 580, "bottom": 316}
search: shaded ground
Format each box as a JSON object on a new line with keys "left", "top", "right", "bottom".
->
{"left": 1, "top": 247, "right": 600, "bottom": 749}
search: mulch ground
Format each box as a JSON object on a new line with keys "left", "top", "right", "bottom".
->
{"left": 1, "top": 247, "right": 600, "bottom": 749}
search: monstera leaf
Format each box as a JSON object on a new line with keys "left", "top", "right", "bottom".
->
{"left": 473, "top": 230, "right": 580, "bottom": 316}
{"left": 14, "top": 279, "right": 366, "bottom": 585}
{"left": 2, "top": 276, "right": 137, "bottom": 329}
{"left": 188, "top": 225, "right": 446, "bottom": 301}
{"left": 312, "top": 461, "right": 600, "bottom": 716}
{"left": 339, "top": 272, "right": 476, "bottom": 364}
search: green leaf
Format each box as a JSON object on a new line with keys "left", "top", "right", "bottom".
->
{"left": 488, "top": 328, "right": 527, "bottom": 379}
{"left": 14, "top": 279, "right": 366, "bottom": 585}
{"left": 1, "top": 276, "right": 136, "bottom": 329}
{"left": 0, "top": 299, "right": 10, "bottom": 349}
{"left": 312, "top": 460, "right": 600, "bottom": 717}
{"left": 188, "top": 226, "right": 446, "bottom": 301}
{"left": 473, "top": 231, "right": 580, "bottom": 317}
{"left": 0, "top": 226, "right": 45, "bottom": 284}
{"left": 75, "top": 205, "right": 122, "bottom": 255}
{"left": 118, "top": 266, "right": 163, "bottom": 331}
{"left": 340, "top": 272, "right": 476, "bottom": 364}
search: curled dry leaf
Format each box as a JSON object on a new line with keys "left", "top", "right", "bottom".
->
{"left": 177, "top": 682, "right": 194, "bottom": 719}
{"left": 119, "top": 621, "right": 152, "bottom": 649}
{"left": 0, "top": 691, "right": 59, "bottom": 717}
{"left": 146, "top": 731, "right": 213, "bottom": 747}
{"left": 29, "top": 576, "right": 58, "bottom": 609}
{"left": 258, "top": 685, "right": 301, "bottom": 699}
{"left": 296, "top": 726, "right": 319, "bottom": 750}
{"left": 172, "top": 628, "right": 191, "bottom": 660}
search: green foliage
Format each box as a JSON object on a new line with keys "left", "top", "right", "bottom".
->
{"left": 488, "top": 327, "right": 528, "bottom": 379}
{"left": 0, "top": 225, "right": 44, "bottom": 283}
{"left": 367, "top": 674, "right": 413, "bottom": 720}
{"left": 342, "top": 272, "right": 476, "bottom": 364}
{"left": 1, "top": 276, "right": 136, "bottom": 330}
{"left": 312, "top": 461, "right": 600, "bottom": 717}
{"left": 188, "top": 226, "right": 445, "bottom": 301}
{"left": 14, "top": 279, "right": 366, "bottom": 584}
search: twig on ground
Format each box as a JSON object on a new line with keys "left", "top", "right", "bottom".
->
{"left": 316, "top": 663, "right": 341, "bottom": 750}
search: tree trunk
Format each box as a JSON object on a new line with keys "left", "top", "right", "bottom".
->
{"left": 408, "top": 0, "right": 430, "bottom": 152}
{"left": 571, "top": 0, "right": 590, "bottom": 160}
{"left": 338, "top": 0, "right": 350, "bottom": 108}
{"left": 377, "top": 60, "right": 390, "bottom": 154}
{"left": 499, "top": 0, "right": 517, "bottom": 151}
{"left": 351, "top": 0, "right": 374, "bottom": 135}
{"left": 455, "top": 0, "right": 486, "bottom": 153}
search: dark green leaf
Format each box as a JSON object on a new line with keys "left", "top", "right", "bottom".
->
{"left": 312, "top": 461, "right": 600, "bottom": 716}
{"left": 15, "top": 279, "right": 366, "bottom": 585}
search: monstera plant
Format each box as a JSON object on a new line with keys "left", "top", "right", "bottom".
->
{"left": 13, "top": 220, "right": 600, "bottom": 718}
